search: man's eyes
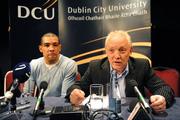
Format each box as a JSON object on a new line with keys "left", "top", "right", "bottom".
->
{"left": 53, "top": 44, "right": 59, "bottom": 46}
{"left": 108, "top": 48, "right": 127, "bottom": 53}
{"left": 119, "top": 49, "right": 127, "bottom": 52}
{"left": 43, "top": 44, "right": 59, "bottom": 47}
{"left": 109, "top": 49, "right": 114, "bottom": 52}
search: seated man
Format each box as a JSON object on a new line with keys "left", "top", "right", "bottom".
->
{"left": 66, "top": 30, "right": 175, "bottom": 113}
{"left": 23, "top": 32, "right": 78, "bottom": 97}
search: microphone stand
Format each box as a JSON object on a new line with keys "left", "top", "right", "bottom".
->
{"left": 9, "top": 87, "right": 21, "bottom": 112}
{"left": 32, "top": 92, "right": 45, "bottom": 120}
{"left": 9, "top": 95, "right": 16, "bottom": 111}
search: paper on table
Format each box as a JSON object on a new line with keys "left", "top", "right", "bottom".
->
{"left": 80, "top": 95, "right": 91, "bottom": 105}
{"left": 80, "top": 95, "right": 109, "bottom": 109}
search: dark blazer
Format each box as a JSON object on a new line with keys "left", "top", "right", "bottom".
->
{"left": 67, "top": 57, "right": 175, "bottom": 108}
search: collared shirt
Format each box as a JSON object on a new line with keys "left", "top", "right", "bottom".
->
{"left": 110, "top": 64, "right": 129, "bottom": 99}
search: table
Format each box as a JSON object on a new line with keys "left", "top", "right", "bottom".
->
{"left": 0, "top": 96, "right": 180, "bottom": 120}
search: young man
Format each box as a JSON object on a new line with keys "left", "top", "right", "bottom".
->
{"left": 23, "top": 32, "right": 78, "bottom": 97}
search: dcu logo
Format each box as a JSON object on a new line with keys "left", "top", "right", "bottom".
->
{"left": 17, "top": 5, "right": 55, "bottom": 20}
{"left": 17, "top": 0, "right": 57, "bottom": 20}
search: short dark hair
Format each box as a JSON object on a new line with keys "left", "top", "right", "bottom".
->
{"left": 40, "top": 32, "right": 60, "bottom": 45}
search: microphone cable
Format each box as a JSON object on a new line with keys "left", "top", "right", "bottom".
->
{"left": 84, "top": 95, "right": 123, "bottom": 120}
{"left": 82, "top": 95, "right": 92, "bottom": 120}
{"left": 82, "top": 104, "right": 90, "bottom": 120}
{"left": 89, "top": 109, "right": 123, "bottom": 120}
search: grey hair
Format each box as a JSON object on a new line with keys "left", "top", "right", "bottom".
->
{"left": 105, "top": 30, "right": 131, "bottom": 46}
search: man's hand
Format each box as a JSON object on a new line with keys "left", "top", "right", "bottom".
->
{"left": 70, "top": 89, "right": 85, "bottom": 106}
{"left": 150, "top": 95, "right": 166, "bottom": 113}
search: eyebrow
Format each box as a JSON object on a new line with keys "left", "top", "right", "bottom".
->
{"left": 42, "top": 41, "right": 60, "bottom": 44}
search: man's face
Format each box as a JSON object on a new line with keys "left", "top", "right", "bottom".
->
{"left": 105, "top": 34, "right": 132, "bottom": 73}
{"left": 39, "top": 36, "right": 61, "bottom": 64}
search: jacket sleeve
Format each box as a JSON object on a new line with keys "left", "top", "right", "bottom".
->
{"left": 143, "top": 60, "right": 175, "bottom": 108}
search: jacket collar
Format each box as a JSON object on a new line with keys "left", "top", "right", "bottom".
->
{"left": 99, "top": 57, "right": 137, "bottom": 97}
{"left": 125, "top": 57, "right": 137, "bottom": 97}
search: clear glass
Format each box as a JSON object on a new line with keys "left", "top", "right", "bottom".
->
{"left": 89, "top": 84, "right": 103, "bottom": 111}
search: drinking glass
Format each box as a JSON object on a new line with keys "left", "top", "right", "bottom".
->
{"left": 89, "top": 84, "right": 103, "bottom": 111}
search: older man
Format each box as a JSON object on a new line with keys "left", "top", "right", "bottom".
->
{"left": 66, "top": 30, "right": 175, "bottom": 113}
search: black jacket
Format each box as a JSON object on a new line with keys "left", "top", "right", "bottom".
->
{"left": 66, "top": 57, "right": 175, "bottom": 108}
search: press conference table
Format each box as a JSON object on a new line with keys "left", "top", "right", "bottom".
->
{"left": 1, "top": 96, "right": 180, "bottom": 120}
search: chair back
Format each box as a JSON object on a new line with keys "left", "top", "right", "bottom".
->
{"left": 154, "top": 67, "right": 180, "bottom": 97}
{"left": 76, "top": 72, "right": 81, "bottom": 81}
{"left": 4, "top": 70, "right": 24, "bottom": 95}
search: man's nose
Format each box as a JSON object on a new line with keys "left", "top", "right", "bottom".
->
{"left": 49, "top": 45, "right": 55, "bottom": 50}
{"left": 114, "top": 51, "right": 121, "bottom": 58}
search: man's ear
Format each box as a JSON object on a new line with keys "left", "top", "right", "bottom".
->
{"left": 39, "top": 45, "right": 43, "bottom": 53}
{"left": 59, "top": 44, "right": 62, "bottom": 53}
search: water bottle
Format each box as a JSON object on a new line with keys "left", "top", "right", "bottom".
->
{"left": 106, "top": 83, "right": 116, "bottom": 112}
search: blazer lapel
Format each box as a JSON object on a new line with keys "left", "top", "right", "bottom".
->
{"left": 125, "top": 59, "right": 137, "bottom": 97}
{"left": 101, "top": 59, "right": 111, "bottom": 84}
{"left": 100, "top": 59, "right": 110, "bottom": 95}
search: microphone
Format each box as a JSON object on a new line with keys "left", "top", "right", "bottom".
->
{"left": 8, "top": 62, "right": 31, "bottom": 93}
{"left": 12, "top": 62, "right": 31, "bottom": 83}
{"left": 7, "top": 62, "right": 31, "bottom": 111}
{"left": 129, "top": 80, "right": 151, "bottom": 112}
{"left": 33, "top": 81, "right": 48, "bottom": 116}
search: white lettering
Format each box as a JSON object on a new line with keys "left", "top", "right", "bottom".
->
{"left": 17, "top": 5, "right": 55, "bottom": 20}
{"left": 31, "top": 7, "right": 42, "bottom": 19}
{"left": 18, "top": 6, "right": 30, "bottom": 18}
{"left": 93, "top": 6, "right": 106, "bottom": 13}
{"left": 44, "top": 8, "right": 55, "bottom": 20}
